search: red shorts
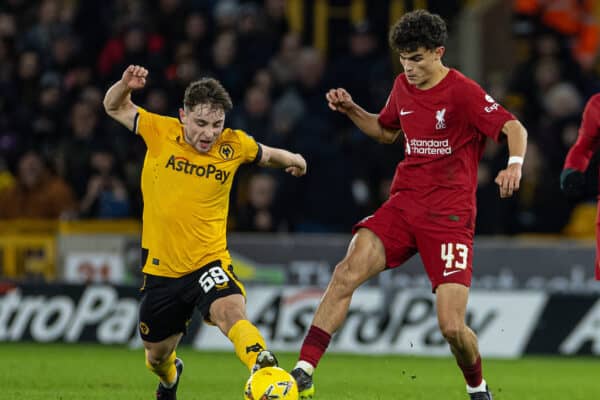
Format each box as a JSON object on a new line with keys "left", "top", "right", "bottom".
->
{"left": 353, "top": 195, "right": 475, "bottom": 291}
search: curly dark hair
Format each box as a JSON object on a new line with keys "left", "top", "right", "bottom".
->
{"left": 183, "top": 78, "right": 233, "bottom": 112}
{"left": 389, "top": 10, "right": 448, "bottom": 53}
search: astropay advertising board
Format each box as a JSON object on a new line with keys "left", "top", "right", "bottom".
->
{"left": 4, "top": 283, "right": 599, "bottom": 356}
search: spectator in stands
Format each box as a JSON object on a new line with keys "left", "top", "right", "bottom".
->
{"left": 236, "top": 172, "right": 280, "bottom": 232}
{"left": 26, "top": 72, "right": 64, "bottom": 152}
{"left": 46, "top": 32, "right": 76, "bottom": 76}
{"left": 79, "top": 147, "right": 131, "bottom": 219}
{"left": 236, "top": 3, "right": 278, "bottom": 81}
{"left": 210, "top": 30, "right": 243, "bottom": 101}
{"left": 58, "top": 101, "right": 101, "bottom": 198}
{"left": 283, "top": 47, "right": 358, "bottom": 232}
{"left": 507, "top": 31, "right": 577, "bottom": 126}
{"left": 16, "top": 50, "right": 41, "bottom": 109}
{"left": 264, "top": 0, "right": 289, "bottom": 40}
{"left": 183, "top": 11, "right": 212, "bottom": 65}
{"left": 269, "top": 31, "right": 302, "bottom": 88}
{"left": 252, "top": 68, "right": 276, "bottom": 98}
{"left": 513, "top": 0, "right": 600, "bottom": 71}
{"left": 331, "top": 21, "right": 389, "bottom": 111}
{"left": 538, "top": 82, "right": 583, "bottom": 168}
{"left": 0, "top": 150, "right": 77, "bottom": 219}
{"left": 511, "top": 140, "right": 572, "bottom": 232}
{"left": 230, "top": 85, "right": 272, "bottom": 143}
{"left": 476, "top": 141, "right": 514, "bottom": 234}
{"left": 151, "top": 0, "right": 187, "bottom": 48}
{"left": 213, "top": 0, "right": 240, "bottom": 32}
{"left": 267, "top": 90, "right": 305, "bottom": 148}
{"left": 19, "top": 0, "right": 71, "bottom": 56}
{"left": 98, "top": 21, "right": 166, "bottom": 83}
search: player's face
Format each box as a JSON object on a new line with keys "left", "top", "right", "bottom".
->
{"left": 180, "top": 104, "right": 225, "bottom": 153}
{"left": 399, "top": 47, "right": 444, "bottom": 88}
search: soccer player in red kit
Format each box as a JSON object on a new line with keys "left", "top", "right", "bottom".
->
{"left": 290, "top": 10, "right": 528, "bottom": 400}
{"left": 561, "top": 93, "right": 600, "bottom": 280}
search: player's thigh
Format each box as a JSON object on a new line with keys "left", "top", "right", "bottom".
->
{"left": 139, "top": 275, "right": 195, "bottom": 343}
{"left": 352, "top": 201, "right": 418, "bottom": 271}
{"left": 415, "top": 216, "right": 474, "bottom": 291}
{"left": 184, "top": 260, "right": 246, "bottom": 326}
{"left": 209, "top": 293, "right": 247, "bottom": 334}
{"left": 336, "top": 228, "right": 388, "bottom": 286}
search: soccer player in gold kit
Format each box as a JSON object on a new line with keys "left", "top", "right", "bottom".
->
{"left": 104, "top": 65, "right": 307, "bottom": 399}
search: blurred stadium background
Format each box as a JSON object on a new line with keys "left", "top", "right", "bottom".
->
{"left": 1, "top": 0, "right": 600, "bottom": 399}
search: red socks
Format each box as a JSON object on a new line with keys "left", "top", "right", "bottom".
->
{"left": 459, "top": 356, "right": 483, "bottom": 387}
{"left": 299, "top": 325, "right": 332, "bottom": 368}
{"left": 300, "top": 324, "right": 483, "bottom": 387}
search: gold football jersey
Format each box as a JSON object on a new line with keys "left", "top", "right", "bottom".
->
{"left": 134, "top": 107, "right": 260, "bottom": 277}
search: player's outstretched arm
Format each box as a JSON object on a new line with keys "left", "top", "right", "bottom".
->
{"left": 103, "top": 65, "right": 148, "bottom": 131}
{"left": 494, "top": 119, "right": 528, "bottom": 198}
{"left": 257, "top": 145, "right": 307, "bottom": 177}
{"left": 326, "top": 88, "right": 401, "bottom": 144}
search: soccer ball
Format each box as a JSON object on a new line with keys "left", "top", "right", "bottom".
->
{"left": 244, "top": 366, "right": 298, "bottom": 400}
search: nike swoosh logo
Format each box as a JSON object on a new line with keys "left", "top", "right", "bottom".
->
{"left": 443, "top": 269, "right": 461, "bottom": 277}
{"left": 400, "top": 109, "right": 414, "bottom": 116}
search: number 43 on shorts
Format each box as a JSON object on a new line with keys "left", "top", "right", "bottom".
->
{"left": 199, "top": 266, "right": 231, "bottom": 292}
{"left": 441, "top": 243, "right": 468, "bottom": 276}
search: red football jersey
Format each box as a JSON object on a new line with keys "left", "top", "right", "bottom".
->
{"left": 379, "top": 69, "right": 515, "bottom": 213}
{"left": 562, "top": 93, "right": 600, "bottom": 281}
{"left": 563, "top": 93, "right": 600, "bottom": 176}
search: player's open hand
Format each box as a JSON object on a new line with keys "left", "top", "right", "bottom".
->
{"left": 286, "top": 153, "right": 307, "bottom": 177}
{"left": 121, "top": 65, "right": 148, "bottom": 90}
{"left": 326, "top": 88, "right": 355, "bottom": 114}
{"left": 494, "top": 163, "right": 522, "bottom": 198}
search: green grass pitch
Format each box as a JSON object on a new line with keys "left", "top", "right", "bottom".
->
{"left": 1, "top": 343, "right": 596, "bottom": 399}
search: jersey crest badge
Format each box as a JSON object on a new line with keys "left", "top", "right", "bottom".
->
{"left": 435, "top": 108, "right": 447, "bottom": 130}
{"left": 219, "top": 143, "right": 235, "bottom": 160}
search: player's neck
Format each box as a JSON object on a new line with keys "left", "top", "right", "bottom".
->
{"left": 416, "top": 65, "right": 449, "bottom": 90}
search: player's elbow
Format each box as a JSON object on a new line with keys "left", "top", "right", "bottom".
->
{"left": 379, "top": 129, "right": 401, "bottom": 144}
{"left": 515, "top": 120, "right": 528, "bottom": 140}
{"left": 521, "top": 124, "right": 528, "bottom": 141}
{"left": 103, "top": 96, "right": 118, "bottom": 115}
{"left": 379, "top": 135, "right": 396, "bottom": 144}
{"left": 257, "top": 145, "right": 272, "bottom": 166}
{"left": 504, "top": 120, "right": 528, "bottom": 141}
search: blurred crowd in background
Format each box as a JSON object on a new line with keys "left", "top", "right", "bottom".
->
{"left": 0, "top": 0, "right": 599, "bottom": 235}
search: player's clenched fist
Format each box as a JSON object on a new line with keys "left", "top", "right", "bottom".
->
{"left": 285, "top": 153, "right": 307, "bottom": 177}
{"left": 121, "top": 65, "right": 148, "bottom": 90}
{"left": 494, "top": 163, "right": 522, "bottom": 198}
{"left": 326, "top": 88, "right": 355, "bottom": 114}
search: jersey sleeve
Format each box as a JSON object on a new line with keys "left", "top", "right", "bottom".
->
{"left": 236, "top": 129, "right": 261, "bottom": 164}
{"left": 377, "top": 76, "right": 402, "bottom": 130}
{"left": 564, "top": 94, "right": 600, "bottom": 172}
{"left": 463, "top": 81, "right": 515, "bottom": 142}
{"left": 135, "top": 107, "right": 167, "bottom": 154}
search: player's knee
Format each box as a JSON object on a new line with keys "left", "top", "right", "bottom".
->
{"left": 439, "top": 321, "right": 462, "bottom": 344}
{"left": 331, "top": 261, "right": 361, "bottom": 293}
{"left": 145, "top": 350, "right": 169, "bottom": 369}
{"left": 210, "top": 302, "right": 245, "bottom": 330}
